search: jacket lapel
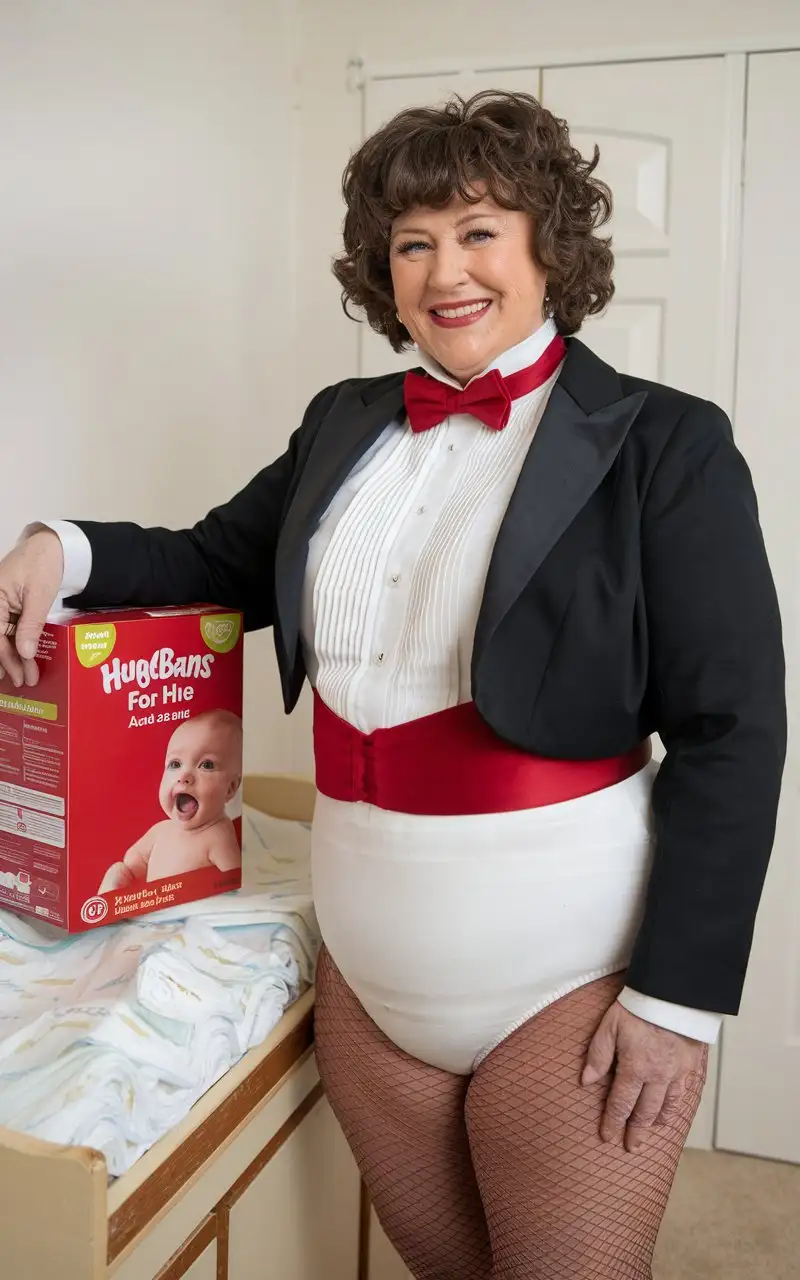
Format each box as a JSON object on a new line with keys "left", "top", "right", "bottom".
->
{"left": 473, "top": 340, "right": 647, "bottom": 672}
{"left": 274, "top": 375, "right": 406, "bottom": 672}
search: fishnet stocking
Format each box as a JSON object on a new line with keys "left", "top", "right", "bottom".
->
{"left": 466, "top": 973, "right": 708, "bottom": 1279}
{"left": 314, "top": 945, "right": 492, "bottom": 1280}
{"left": 315, "top": 952, "right": 705, "bottom": 1280}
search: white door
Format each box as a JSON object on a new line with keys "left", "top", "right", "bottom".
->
{"left": 360, "top": 69, "right": 540, "bottom": 378}
{"left": 541, "top": 57, "right": 738, "bottom": 405}
{"left": 714, "top": 50, "right": 800, "bottom": 1165}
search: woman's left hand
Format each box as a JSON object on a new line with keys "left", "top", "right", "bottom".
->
{"left": 581, "top": 1001, "right": 705, "bottom": 1153}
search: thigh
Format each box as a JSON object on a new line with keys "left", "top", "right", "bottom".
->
{"left": 465, "top": 973, "right": 707, "bottom": 1280}
{"left": 315, "top": 944, "right": 492, "bottom": 1280}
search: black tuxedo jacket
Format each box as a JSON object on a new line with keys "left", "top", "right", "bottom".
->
{"left": 72, "top": 339, "right": 786, "bottom": 1017}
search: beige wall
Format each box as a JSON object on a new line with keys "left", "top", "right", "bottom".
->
{"left": 0, "top": 0, "right": 298, "bottom": 773}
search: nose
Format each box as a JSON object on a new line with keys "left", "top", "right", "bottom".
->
{"left": 426, "top": 240, "right": 471, "bottom": 297}
{"left": 178, "top": 768, "right": 195, "bottom": 786}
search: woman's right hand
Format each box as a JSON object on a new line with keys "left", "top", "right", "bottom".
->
{"left": 0, "top": 530, "right": 64, "bottom": 688}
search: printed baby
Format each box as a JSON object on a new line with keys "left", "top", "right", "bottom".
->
{"left": 99, "top": 710, "right": 242, "bottom": 892}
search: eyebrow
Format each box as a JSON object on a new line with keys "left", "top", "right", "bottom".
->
{"left": 392, "top": 210, "right": 502, "bottom": 238}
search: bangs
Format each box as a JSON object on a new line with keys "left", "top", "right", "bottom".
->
{"left": 377, "top": 121, "right": 522, "bottom": 231}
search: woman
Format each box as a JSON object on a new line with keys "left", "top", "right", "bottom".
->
{"left": 0, "top": 93, "right": 786, "bottom": 1278}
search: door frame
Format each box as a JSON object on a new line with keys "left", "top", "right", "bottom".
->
{"left": 349, "top": 34, "right": 800, "bottom": 85}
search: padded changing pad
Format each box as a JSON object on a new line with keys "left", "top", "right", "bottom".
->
{"left": 0, "top": 807, "right": 316, "bottom": 1176}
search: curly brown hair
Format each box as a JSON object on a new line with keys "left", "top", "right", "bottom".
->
{"left": 333, "top": 90, "right": 614, "bottom": 351}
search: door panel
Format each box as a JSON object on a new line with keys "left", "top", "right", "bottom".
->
{"left": 542, "top": 57, "right": 731, "bottom": 399}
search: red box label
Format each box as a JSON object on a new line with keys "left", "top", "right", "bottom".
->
{"left": 0, "top": 605, "right": 243, "bottom": 931}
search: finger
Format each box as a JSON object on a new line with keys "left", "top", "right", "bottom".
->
{"left": 0, "top": 631, "right": 40, "bottom": 688}
{"left": 21, "top": 655, "right": 40, "bottom": 687}
{"left": 655, "top": 1078, "right": 688, "bottom": 1127}
{"left": 582, "top": 1010, "right": 618, "bottom": 1086}
{"left": 600, "top": 1072, "right": 643, "bottom": 1145}
{"left": 15, "top": 582, "right": 51, "bottom": 662}
{"left": 0, "top": 636, "right": 25, "bottom": 689}
{"left": 625, "top": 1081, "right": 669, "bottom": 1153}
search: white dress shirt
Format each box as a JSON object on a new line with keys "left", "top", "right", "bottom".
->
{"left": 301, "top": 320, "right": 559, "bottom": 730}
{"left": 40, "top": 322, "right": 722, "bottom": 1044}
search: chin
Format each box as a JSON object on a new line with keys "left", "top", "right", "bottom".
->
{"left": 431, "top": 333, "right": 495, "bottom": 364}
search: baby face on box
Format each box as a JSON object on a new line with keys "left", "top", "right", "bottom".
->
{"left": 99, "top": 709, "right": 242, "bottom": 893}
{"left": 160, "top": 711, "right": 241, "bottom": 833}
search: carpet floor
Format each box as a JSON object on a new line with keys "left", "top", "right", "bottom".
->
{"left": 654, "top": 1148, "right": 800, "bottom": 1278}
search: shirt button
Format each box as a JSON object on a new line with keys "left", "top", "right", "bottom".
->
{"left": 417, "top": 505, "right": 426, "bottom": 515}
{"left": 375, "top": 652, "right": 385, "bottom": 665}
{"left": 447, "top": 443, "right": 455, "bottom": 452}
{"left": 390, "top": 573, "right": 400, "bottom": 585}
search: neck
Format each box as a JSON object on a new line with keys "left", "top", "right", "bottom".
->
{"left": 184, "top": 813, "right": 229, "bottom": 835}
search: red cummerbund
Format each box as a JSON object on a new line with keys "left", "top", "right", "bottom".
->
{"left": 313, "top": 691, "right": 651, "bottom": 816}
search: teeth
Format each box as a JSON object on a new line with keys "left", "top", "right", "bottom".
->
{"left": 433, "top": 302, "right": 490, "bottom": 318}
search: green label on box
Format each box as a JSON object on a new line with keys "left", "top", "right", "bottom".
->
{"left": 74, "top": 623, "right": 117, "bottom": 668}
{"left": 200, "top": 614, "right": 241, "bottom": 654}
{"left": 0, "top": 693, "right": 58, "bottom": 721}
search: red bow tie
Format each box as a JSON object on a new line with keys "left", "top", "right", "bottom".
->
{"left": 404, "top": 334, "right": 566, "bottom": 434}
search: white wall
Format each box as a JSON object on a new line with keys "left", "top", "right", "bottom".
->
{"left": 288, "top": 0, "right": 800, "bottom": 773}
{"left": 0, "top": 0, "right": 298, "bottom": 774}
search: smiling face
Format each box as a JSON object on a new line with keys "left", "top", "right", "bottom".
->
{"left": 159, "top": 711, "right": 243, "bottom": 831}
{"left": 389, "top": 193, "right": 549, "bottom": 385}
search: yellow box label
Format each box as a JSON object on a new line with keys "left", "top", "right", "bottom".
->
{"left": 74, "top": 622, "right": 116, "bottom": 668}
{"left": 0, "top": 693, "right": 59, "bottom": 721}
{"left": 200, "top": 613, "right": 241, "bottom": 654}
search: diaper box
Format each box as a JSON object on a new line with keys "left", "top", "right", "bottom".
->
{"left": 0, "top": 605, "right": 244, "bottom": 931}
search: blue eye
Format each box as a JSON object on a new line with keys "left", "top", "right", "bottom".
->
{"left": 167, "top": 759, "right": 181, "bottom": 770}
{"left": 395, "top": 228, "right": 496, "bottom": 255}
{"left": 200, "top": 759, "right": 216, "bottom": 771}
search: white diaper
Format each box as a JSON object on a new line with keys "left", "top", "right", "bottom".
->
{"left": 312, "top": 762, "right": 657, "bottom": 1074}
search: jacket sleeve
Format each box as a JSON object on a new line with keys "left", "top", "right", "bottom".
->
{"left": 67, "top": 384, "right": 337, "bottom": 630}
{"left": 627, "top": 399, "right": 786, "bottom": 1014}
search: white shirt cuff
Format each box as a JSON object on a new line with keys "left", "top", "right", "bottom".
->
{"left": 22, "top": 521, "right": 93, "bottom": 600}
{"left": 617, "top": 986, "right": 723, "bottom": 1044}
